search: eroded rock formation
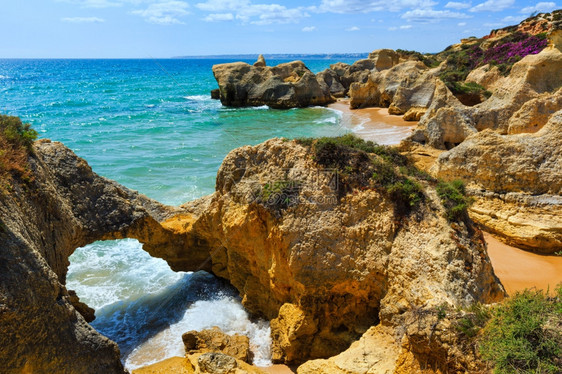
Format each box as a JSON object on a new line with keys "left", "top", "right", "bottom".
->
{"left": 0, "top": 139, "right": 210, "bottom": 373}
{"left": 411, "top": 47, "right": 562, "bottom": 149}
{"left": 212, "top": 60, "right": 335, "bottom": 109}
{"left": 167, "top": 138, "right": 505, "bottom": 364}
{"left": 1, "top": 136, "right": 506, "bottom": 371}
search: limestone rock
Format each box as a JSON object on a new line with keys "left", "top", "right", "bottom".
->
{"left": 183, "top": 327, "right": 253, "bottom": 363}
{"left": 169, "top": 138, "right": 504, "bottom": 364}
{"left": 198, "top": 353, "right": 238, "bottom": 374}
{"left": 68, "top": 289, "right": 95, "bottom": 323}
{"left": 212, "top": 60, "right": 335, "bottom": 109}
{"left": 368, "top": 49, "right": 401, "bottom": 71}
{"left": 0, "top": 139, "right": 209, "bottom": 373}
{"left": 211, "top": 89, "right": 220, "bottom": 100}
{"left": 465, "top": 64, "right": 504, "bottom": 91}
{"left": 410, "top": 47, "right": 562, "bottom": 148}
{"left": 468, "top": 192, "right": 562, "bottom": 254}
{"left": 349, "top": 61, "right": 437, "bottom": 113}
{"left": 507, "top": 88, "right": 562, "bottom": 134}
{"left": 402, "top": 107, "right": 426, "bottom": 121}
{"left": 433, "top": 110, "right": 562, "bottom": 196}
{"left": 316, "top": 69, "right": 346, "bottom": 98}
{"left": 253, "top": 54, "right": 266, "bottom": 67}
{"left": 132, "top": 356, "right": 194, "bottom": 374}
{"left": 298, "top": 308, "right": 490, "bottom": 374}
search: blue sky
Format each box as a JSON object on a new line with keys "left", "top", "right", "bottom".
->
{"left": 0, "top": 0, "right": 559, "bottom": 57}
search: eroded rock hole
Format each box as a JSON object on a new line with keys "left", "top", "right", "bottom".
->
{"left": 66, "top": 239, "right": 272, "bottom": 371}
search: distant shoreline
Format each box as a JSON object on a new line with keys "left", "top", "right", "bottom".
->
{"left": 172, "top": 53, "right": 369, "bottom": 60}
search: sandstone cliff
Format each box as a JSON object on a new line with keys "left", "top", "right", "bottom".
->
{"left": 0, "top": 139, "right": 210, "bottom": 373}
{"left": 1, "top": 135, "right": 505, "bottom": 371}
{"left": 166, "top": 137, "right": 505, "bottom": 364}
{"left": 212, "top": 58, "right": 335, "bottom": 109}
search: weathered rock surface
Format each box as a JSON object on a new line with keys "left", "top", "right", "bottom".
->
{"left": 433, "top": 110, "right": 562, "bottom": 196}
{"left": 183, "top": 327, "right": 253, "bottom": 363}
{"left": 0, "top": 139, "right": 210, "bottom": 373}
{"left": 298, "top": 307, "right": 490, "bottom": 374}
{"left": 411, "top": 47, "right": 562, "bottom": 149}
{"left": 317, "top": 49, "right": 403, "bottom": 98}
{"left": 349, "top": 61, "right": 439, "bottom": 118}
{"left": 212, "top": 60, "right": 335, "bottom": 109}
{"left": 430, "top": 110, "right": 562, "bottom": 253}
{"left": 165, "top": 138, "right": 505, "bottom": 364}
{"left": 1, "top": 135, "right": 505, "bottom": 370}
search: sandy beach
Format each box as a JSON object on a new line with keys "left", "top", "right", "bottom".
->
{"left": 328, "top": 99, "right": 417, "bottom": 145}
{"left": 485, "top": 233, "right": 562, "bottom": 296}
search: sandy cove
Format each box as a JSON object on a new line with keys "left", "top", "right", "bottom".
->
{"left": 328, "top": 99, "right": 417, "bottom": 145}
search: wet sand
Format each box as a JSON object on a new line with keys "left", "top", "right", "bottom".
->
{"left": 328, "top": 100, "right": 416, "bottom": 145}
{"left": 259, "top": 364, "right": 296, "bottom": 373}
{"left": 485, "top": 233, "right": 562, "bottom": 296}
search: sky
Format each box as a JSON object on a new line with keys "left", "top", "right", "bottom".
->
{"left": 0, "top": 0, "right": 559, "bottom": 58}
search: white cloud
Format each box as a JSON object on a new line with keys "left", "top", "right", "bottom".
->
{"left": 196, "top": 0, "right": 250, "bottom": 11}
{"left": 317, "top": 0, "right": 437, "bottom": 13}
{"left": 520, "top": 2, "right": 557, "bottom": 14}
{"left": 302, "top": 26, "right": 317, "bottom": 31}
{"left": 203, "top": 12, "right": 234, "bottom": 21}
{"left": 402, "top": 8, "right": 470, "bottom": 22}
{"left": 458, "top": 21, "right": 467, "bottom": 25}
{"left": 56, "top": 0, "right": 126, "bottom": 8}
{"left": 61, "top": 16, "right": 106, "bottom": 22}
{"left": 196, "top": 1, "right": 309, "bottom": 25}
{"left": 346, "top": 26, "right": 360, "bottom": 31}
{"left": 388, "top": 26, "right": 398, "bottom": 30}
{"left": 400, "top": 24, "right": 413, "bottom": 29}
{"left": 470, "top": 0, "right": 514, "bottom": 12}
{"left": 131, "top": 1, "right": 190, "bottom": 24}
{"left": 444, "top": 1, "right": 471, "bottom": 9}
{"left": 502, "top": 15, "right": 522, "bottom": 23}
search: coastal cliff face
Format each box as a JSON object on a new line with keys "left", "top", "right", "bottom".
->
{"left": 0, "top": 139, "right": 209, "bottom": 373}
{"left": 169, "top": 138, "right": 505, "bottom": 364}
{"left": 1, "top": 135, "right": 505, "bottom": 371}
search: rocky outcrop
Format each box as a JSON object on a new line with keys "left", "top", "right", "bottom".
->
{"left": 349, "top": 61, "right": 438, "bottom": 118}
{"left": 433, "top": 110, "right": 562, "bottom": 195}
{"left": 253, "top": 54, "right": 266, "bottom": 68}
{"left": 132, "top": 354, "right": 266, "bottom": 374}
{"left": 163, "top": 138, "right": 505, "bottom": 364}
{"left": 183, "top": 327, "right": 253, "bottom": 363}
{"left": 212, "top": 60, "right": 335, "bottom": 109}
{"left": 298, "top": 307, "right": 490, "bottom": 374}
{"left": 0, "top": 139, "right": 211, "bottom": 373}
{"left": 430, "top": 110, "right": 562, "bottom": 253}
{"left": 1, "top": 135, "right": 505, "bottom": 370}
{"left": 316, "top": 49, "right": 403, "bottom": 98}
{"left": 411, "top": 47, "right": 562, "bottom": 149}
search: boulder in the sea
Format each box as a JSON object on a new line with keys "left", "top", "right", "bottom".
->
{"left": 182, "top": 327, "right": 253, "bottom": 363}
{"left": 212, "top": 60, "right": 335, "bottom": 109}
{"left": 211, "top": 88, "right": 220, "bottom": 100}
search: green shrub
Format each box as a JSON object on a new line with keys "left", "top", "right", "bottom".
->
{"left": 0, "top": 115, "right": 38, "bottom": 151}
{"left": 0, "top": 115, "right": 38, "bottom": 187}
{"left": 480, "top": 287, "right": 562, "bottom": 373}
{"left": 436, "top": 180, "right": 473, "bottom": 222}
{"left": 456, "top": 303, "right": 491, "bottom": 338}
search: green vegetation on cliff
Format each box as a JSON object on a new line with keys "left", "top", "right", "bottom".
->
{"left": 0, "top": 115, "right": 38, "bottom": 189}
{"left": 480, "top": 286, "right": 562, "bottom": 374}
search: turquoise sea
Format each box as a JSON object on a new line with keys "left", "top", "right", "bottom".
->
{"left": 0, "top": 58, "right": 356, "bottom": 369}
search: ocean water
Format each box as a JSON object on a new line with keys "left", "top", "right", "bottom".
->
{"left": 0, "top": 58, "right": 356, "bottom": 369}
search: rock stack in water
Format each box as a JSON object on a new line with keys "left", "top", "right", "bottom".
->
{"left": 211, "top": 55, "right": 335, "bottom": 109}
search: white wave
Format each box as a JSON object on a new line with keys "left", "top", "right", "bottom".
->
{"left": 0, "top": 75, "right": 9, "bottom": 79}
{"left": 123, "top": 296, "right": 272, "bottom": 370}
{"left": 184, "top": 94, "right": 212, "bottom": 101}
{"left": 67, "top": 239, "right": 183, "bottom": 309}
